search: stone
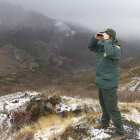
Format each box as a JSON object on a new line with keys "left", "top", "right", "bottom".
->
{"left": 46, "top": 102, "right": 53, "bottom": 110}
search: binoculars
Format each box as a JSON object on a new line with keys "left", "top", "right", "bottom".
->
{"left": 97, "top": 34, "right": 103, "bottom": 37}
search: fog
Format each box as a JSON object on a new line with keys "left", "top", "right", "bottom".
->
{"left": 0, "top": 0, "right": 140, "bottom": 39}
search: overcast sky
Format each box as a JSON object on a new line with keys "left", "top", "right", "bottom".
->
{"left": 0, "top": 0, "right": 140, "bottom": 39}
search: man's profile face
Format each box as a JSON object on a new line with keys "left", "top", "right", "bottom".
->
{"left": 102, "top": 34, "right": 113, "bottom": 41}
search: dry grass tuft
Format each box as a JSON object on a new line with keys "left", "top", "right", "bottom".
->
{"left": 14, "top": 109, "right": 102, "bottom": 140}
{"left": 11, "top": 127, "right": 34, "bottom": 140}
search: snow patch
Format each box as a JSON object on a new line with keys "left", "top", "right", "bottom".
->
{"left": 35, "top": 126, "right": 65, "bottom": 140}
{"left": 85, "top": 126, "right": 111, "bottom": 140}
{"left": 0, "top": 91, "right": 40, "bottom": 139}
{"left": 130, "top": 81, "right": 140, "bottom": 92}
{"left": 0, "top": 91, "right": 39, "bottom": 112}
{"left": 136, "top": 128, "right": 140, "bottom": 139}
{"left": 122, "top": 108, "right": 140, "bottom": 124}
{"left": 34, "top": 115, "right": 86, "bottom": 140}
{"left": 54, "top": 21, "right": 75, "bottom": 37}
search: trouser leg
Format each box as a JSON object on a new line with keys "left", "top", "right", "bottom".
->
{"left": 100, "top": 87, "right": 125, "bottom": 136}
{"left": 98, "top": 87, "right": 110, "bottom": 125}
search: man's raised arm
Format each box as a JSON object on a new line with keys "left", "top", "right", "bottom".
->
{"left": 87, "top": 34, "right": 102, "bottom": 53}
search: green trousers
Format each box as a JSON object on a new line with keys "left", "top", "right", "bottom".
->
{"left": 98, "top": 87, "right": 125, "bottom": 136}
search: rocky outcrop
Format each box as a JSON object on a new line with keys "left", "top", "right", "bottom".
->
{"left": 47, "top": 21, "right": 75, "bottom": 54}
{"left": 118, "top": 77, "right": 140, "bottom": 92}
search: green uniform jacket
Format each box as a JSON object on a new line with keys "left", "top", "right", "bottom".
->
{"left": 87, "top": 37, "right": 121, "bottom": 89}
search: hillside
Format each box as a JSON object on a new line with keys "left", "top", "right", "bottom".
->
{"left": 0, "top": 2, "right": 140, "bottom": 97}
{"left": 0, "top": 1, "right": 140, "bottom": 140}
{"left": 0, "top": 44, "right": 39, "bottom": 75}
{"left": 0, "top": 3, "right": 54, "bottom": 39}
{"left": 0, "top": 2, "right": 140, "bottom": 69}
{"left": 63, "top": 21, "right": 96, "bottom": 34}
{"left": 0, "top": 91, "right": 140, "bottom": 139}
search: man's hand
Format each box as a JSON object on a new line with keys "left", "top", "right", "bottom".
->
{"left": 94, "top": 33, "right": 103, "bottom": 40}
{"left": 102, "top": 33, "right": 110, "bottom": 40}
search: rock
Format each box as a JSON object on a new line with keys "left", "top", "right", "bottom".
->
{"left": 88, "top": 106, "right": 95, "bottom": 112}
{"left": 73, "top": 108, "right": 82, "bottom": 115}
{"left": 83, "top": 104, "right": 90, "bottom": 113}
{"left": 11, "top": 100, "right": 19, "bottom": 103}
{"left": 68, "top": 137, "right": 74, "bottom": 140}
{"left": 46, "top": 102, "right": 53, "bottom": 110}
{"left": 24, "top": 137, "right": 30, "bottom": 140}
{"left": 52, "top": 93, "right": 61, "bottom": 101}
{"left": 57, "top": 108, "right": 61, "bottom": 112}
{"left": 36, "top": 98, "right": 41, "bottom": 101}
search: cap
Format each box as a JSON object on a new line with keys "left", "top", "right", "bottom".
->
{"left": 100, "top": 28, "right": 116, "bottom": 39}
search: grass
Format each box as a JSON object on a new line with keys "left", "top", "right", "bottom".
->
{"left": 9, "top": 95, "right": 101, "bottom": 140}
{"left": 11, "top": 131, "right": 34, "bottom": 140}
{"left": 4, "top": 91, "right": 140, "bottom": 140}
{"left": 0, "top": 73, "right": 26, "bottom": 83}
{"left": 120, "top": 107, "right": 131, "bottom": 114}
{"left": 119, "top": 61, "right": 132, "bottom": 69}
{"left": 119, "top": 102, "right": 140, "bottom": 107}
{"left": 23, "top": 101, "right": 139, "bottom": 139}
{"left": 11, "top": 113, "right": 85, "bottom": 139}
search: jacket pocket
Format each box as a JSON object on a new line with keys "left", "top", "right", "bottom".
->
{"left": 99, "top": 71, "right": 115, "bottom": 80}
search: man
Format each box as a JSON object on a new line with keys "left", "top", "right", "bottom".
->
{"left": 87, "top": 28, "right": 125, "bottom": 140}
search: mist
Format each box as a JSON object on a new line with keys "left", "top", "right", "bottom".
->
{"left": 0, "top": 0, "right": 140, "bottom": 40}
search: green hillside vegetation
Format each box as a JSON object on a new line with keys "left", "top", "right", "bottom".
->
{"left": 126, "top": 55, "right": 140, "bottom": 67}
{"left": 119, "top": 56, "right": 140, "bottom": 84}
{"left": 119, "top": 55, "right": 140, "bottom": 69}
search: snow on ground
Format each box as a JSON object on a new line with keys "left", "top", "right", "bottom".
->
{"left": 85, "top": 125, "right": 112, "bottom": 140}
{"left": 0, "top": 91, "right": 39, "bottom": 112}
{"left": 122, "top": 108, "right": 140, "bottom": 124}
{"left": 119, "top": 77, "right": 140, "bottom": 92}
{"left": 0, "top": 91, "right": 100, "bottom": 139}
{"left": 34, "top": 115, "right": 86, "bottom": 140}
{"left": 0, "top": 91, "right": 40, "bottom": 140}
{"left": 35, "top": 126, "right": 65, "bottom": 140}
{"left": 0, "top": 91, "right": 140, "bottom": 139}
{"left": 72, "top": 120, "right": 140, "bottom": 140}
{"left": 34, "top": 96, "right": 101, "bottom": 139}
{"left": 54, "top": 21, "right": 75, "bottom": 37}
{"left": 56, "top": 96, "right": 99, "bottom": 113}
{"left": 137, "top": 128, "right": 140, "bottom": 139}
{"left": 130, "top": 81, "right": 140, "bottom": 92}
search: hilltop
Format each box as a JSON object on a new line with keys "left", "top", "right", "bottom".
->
{"left": 0, "top": 91, "right": 140, "bottom": 139}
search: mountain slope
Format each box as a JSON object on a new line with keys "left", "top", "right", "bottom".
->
{"left": 0, "top": 2, "right": 140, "bottom": 68}
{"left": 0, "top": 44, "right": 38, "bottom": 75}
{"left": 46, "top": 21, "right": 76, "bottom": 54}
{"left": 63, "top": 21, "right": 96, "bottom": 34}
{"left": 117, "top": 39, "right": 140, "bottom": 60}
{"left": 0, "top": 2, "right": 54, "bottom": 40}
